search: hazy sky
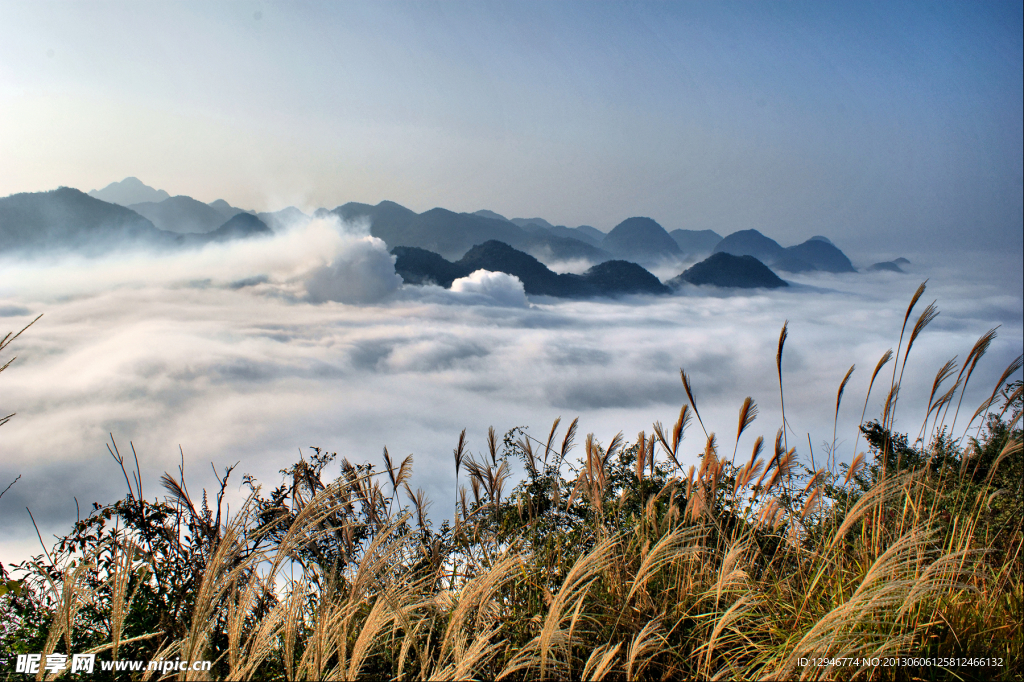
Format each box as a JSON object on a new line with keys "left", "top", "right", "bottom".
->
{"left": 1, "top": 1, "right": 1022, "bottom": 254}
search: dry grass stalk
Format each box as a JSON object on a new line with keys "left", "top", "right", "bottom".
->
{"left": 733, "top": 397, "right": 758, "bottom": 465}
{"left": 681, "top": 369, "right": 708, "bottom": 437}
{"left": 581, "top": 642, "right": 622, "bottom": 681}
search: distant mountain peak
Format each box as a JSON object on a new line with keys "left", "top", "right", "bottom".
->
{"left": 712, "top": 230, "right": 855, "bottom": 274}
{"left": 786, "top": 239, "right": 855, "bottom": 273}
{"left": 207, "top": 199, "right": 248, "bottom": 222}
{"left": 714, "top": 229, "right": 785, "bottom": 256}
{"left": 473, "top": 209, "right": 510, "bottom": 222}
{"left": 574, "top": 225, "right": 606, "bottom": 241}
{"left": 128, "top": 195, "right": 235, "bottom": 234}
{"left": 601, "top": 217, "right": 682, "bottom": 264}
{"left": 669, "top": 252, "right": 787, "bottom": 289}
{"left": 205, "top": 213, "right": 271, "bottom": 242}
{"left": 868, "top": 261, "right": 904, "bottom": 273}
{"left": 88, "top": 177, "right": 171, "bottom": 207}
{"left": 511, "top": 217, "right": 556, "bottom": 231}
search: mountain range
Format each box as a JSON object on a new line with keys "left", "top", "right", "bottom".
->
{"left": 128, "top": 195, "right": 247, "bottom": 234}
{"left": 4, "top": 178, "right": 868, "bottom": 293}
{"left": 0, "top": 187, "right": 272, "bottom": 254}
{"left": 339, "top": 203, "right": 731, "bottom": 268}
{"left": 0, "top": 187, "right": 167, "bottom": 253}
{"left": 393, "top": 241, "right": 670, "bottom": 298}
{"left": 335, "top": 202, "right": 610, "bottom": 263}
{"left": 713, "top": 230, "right": 856, "bottom": 273}
{"left": 394, "top": 238, "right": 799, "bottom": 298}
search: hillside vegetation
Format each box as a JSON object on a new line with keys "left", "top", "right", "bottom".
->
{"left": 1, "top": 284, "right": 1021, "bottom": 680}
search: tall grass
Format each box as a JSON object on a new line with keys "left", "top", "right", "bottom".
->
{"left": 2, "top": 289, "right": 1021, "bottom": 680}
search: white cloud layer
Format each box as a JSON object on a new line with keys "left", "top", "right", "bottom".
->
{"left": 0, "top": 236, "right": 1020, "bottom": 564}
{"left": 305, "top": 235, "right": 404, "bottom": 304}
{"left": 450, "top": 270, "right": 528, "bottom": 307}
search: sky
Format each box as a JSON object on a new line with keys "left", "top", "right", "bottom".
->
{"left": 1, "top": 1, "right": 1021, "bottom": 256}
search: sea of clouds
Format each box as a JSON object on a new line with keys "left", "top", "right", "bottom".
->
{"left": 1, "top": 216, "right": 1021, "bottom": 563}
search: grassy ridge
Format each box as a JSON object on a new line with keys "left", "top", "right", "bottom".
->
{"left": 1, "top": 288, "right": 1021, "bottom": 680}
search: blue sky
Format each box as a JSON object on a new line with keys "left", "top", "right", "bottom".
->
{"left": 1, "top": 1, "right": 1021, "bottom": 254}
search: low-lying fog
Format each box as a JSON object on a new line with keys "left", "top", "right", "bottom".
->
{"left": 1, "top": 217, "right": 1021, "bottom": 562}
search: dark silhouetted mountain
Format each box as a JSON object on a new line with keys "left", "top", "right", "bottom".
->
{"left": 392, "top": 241, "right": 668, "bottom": 298}
{"left": 713, "top": 229, "right": 786, "bottom": 263}
{"left": 335, "top": 201, "right": 609, "bottom": 264}
{"left": 88, "top": 177, "right": 170, "bottom": 206}
{"left": 576, "top": 260, "right": 670, "bottom": 295}
{"left": 785, "top": 239, "right": 856, "bottom": 273}
{"left": 257, "top": 207, "right": 309, "bottom": 232}
{"left": 894, "top": 257, "right": 911, "bottom": 265}
{"left": 208, "top": 199, "right": 247, "bottom": 222}
{"left": 668, "top": 252, "right": 787, "bottom": 289}
{"left": 458, "top": 241, "right": 571, "bottom": 296}
{"left": 808, "top": 235, "right": 833, "bottom": 245}
{"left": 669, "top": 229, "right": 722, "bottom": 257}
{"left": 391, "top": 246, "right": 471, "bottom": 287}
{"left": 129, "top": 196, "right": 231, "bottom": 234}
{"left": 202, "top": 213, "right": 272, "bottom": 242}
{"left": 0, "top": 187, "right": 167, "bottom": 253}
{"left": 473, "top": 209, "right": 509, "bottom": 222}
{"left": 868, "top": 261, "right": 904, "bottom": 273}
{"left": 601, "top": 217, "right": 682, "bottom": 264}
